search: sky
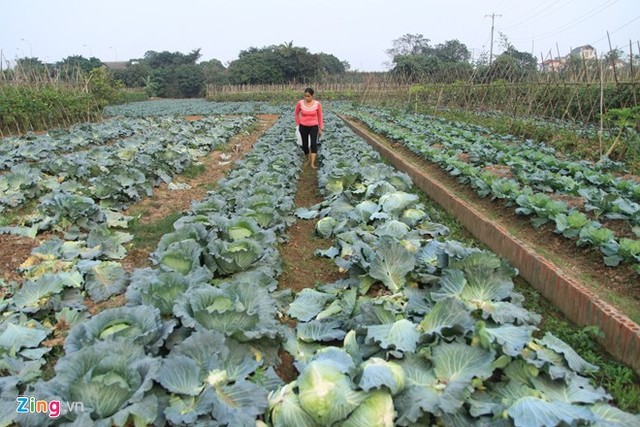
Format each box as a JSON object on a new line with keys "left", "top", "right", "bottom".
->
{"left": 2, "top": 0, "right": 638, "bottom": 71}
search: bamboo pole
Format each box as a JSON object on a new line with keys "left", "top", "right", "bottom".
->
{"left": 630, "top": 40, "right": 637, "bottom": 105}
{"left": 607, "top": 31, "right": 619, "bottom": 86}
{"left": 599, "top": 56, "right": 604, "bottom": 157}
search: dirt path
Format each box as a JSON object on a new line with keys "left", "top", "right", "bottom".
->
{"left": 277, "top": 165, "right": 347, "bottom": 292}
{"left": 274, "top": 162, "right": 349, "bottom": 382}
{"left": 120, "top": 114, "right": 279, "bottom": 271}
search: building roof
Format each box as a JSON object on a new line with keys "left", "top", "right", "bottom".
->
{"left": 570, "top": 45, "right": 596, "bottom": 55}
{"left": 102, "top": 61, "right": 129, "bottom": 70}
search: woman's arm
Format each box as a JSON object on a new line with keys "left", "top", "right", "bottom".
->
{"left": 317, "top": 102, "right": 324, "bottom": 131}
{"left": 294, "top": 101, "right": 301, "bottom": 126}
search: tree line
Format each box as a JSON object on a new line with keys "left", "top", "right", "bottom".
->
{"left": 4, "top": 34, "right": 638, "bottom": 99}
{"left": 3, "top": 43, "right": 349, "bottom": 98}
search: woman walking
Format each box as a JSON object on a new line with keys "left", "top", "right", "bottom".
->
{"left": 294, "top": 87, "right": 324, "bottom": 169}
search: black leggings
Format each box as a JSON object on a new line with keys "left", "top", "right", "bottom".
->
{"left": 298, "top": 125, "right": 319, "bottom": 154}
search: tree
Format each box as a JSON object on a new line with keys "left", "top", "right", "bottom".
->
{"left": 389, "top": 34, "right": 472, "bottom": 82}
{"left": 274, "top": 42, "right": 318, "bottom": 82}
{"left": 228, "top": 47, "right": 286, "bottom": 84}
{"left": 56, "top": 55, "right": 103, "bottom": 81}
{"left": 434, "top": 40, "right": 470, "bottom": 63}
{"left": 226, "top": 44, "right": 345, "bottom": 85}
{"left": 488, "top": 46, "right": 537, "bottom": 82}
{"left": 386, "top": 33, "right": 432, "bottom": 59}
{"left": 391, "top": 54, "right": 440, "bottom": 82}
{"left": 604, "top": 48, "right": 625, "bottom": 70}
{"left": 15, "top": 57, "right": 45, "bottom": 70}
{"left": 198, "top": 59, "right": 228, "bottom": 86}
{"left": 144, "top": 49, "right": 201, "bottom": 68}
{"left": 175, "top": 64, "right": 206, "bottom": 97}
{"left": 12, "top": 57, "right": 48, "bottom": 80}
{"left": 111, "top": 62, "right": 150, "bottom": 88}
{"left": 139, "top": 49, "right": 206, "bottom": 97}
{"left": 317, "top": 53, "right": 348, "bottom": 75}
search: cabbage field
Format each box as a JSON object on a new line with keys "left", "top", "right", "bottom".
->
{"left": 336, "top": 105, "right": 640, "bottom": 274}
{"left": 0, "top": 100, "right": 638, "bottom": 426}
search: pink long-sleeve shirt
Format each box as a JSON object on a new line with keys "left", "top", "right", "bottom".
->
{"left": 294, "top": 100, "right": 323, "bottom": 129}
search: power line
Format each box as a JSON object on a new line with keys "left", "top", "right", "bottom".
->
{"left": 505, "top": 0, "right": 622, "bottom": 56}
{"left": 497, "top": 0, "right": 556, "bottom": 22}
{"left": 501, "top": 0, "right": 578, "bottom": 30}
{"left": 590, "top": 14, "right": 640, "bottom": 47}
{"left": 518, "top": 0, "right": 620, "bottom": 42}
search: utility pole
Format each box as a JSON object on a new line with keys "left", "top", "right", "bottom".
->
{"left": 20, "top": 38, "right": 32, "bottom": 57}
{"left": 485, "top": 12, "right": 502, "bottom": 66}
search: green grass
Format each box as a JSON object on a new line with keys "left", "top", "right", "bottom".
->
{"left": 181, "top": 163, "right": 207, "bottom": 179}
{"left": 0, "top": 200, "right": 40, "bottom": 226}
{"left": 244, "top": 120, "right": 262, "bottom": 134}
{"left": 516, "top": 280, "right": 640, "bottom": 413}
{"left": 127, "top": 210, "right": 183, "bottom": 251}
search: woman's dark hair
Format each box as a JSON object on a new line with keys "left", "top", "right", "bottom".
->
{"left": 304, "top": 87, "right": 315, "bottom": 96}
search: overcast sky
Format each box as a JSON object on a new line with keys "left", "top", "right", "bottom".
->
{"left": 2, "top": 0, "right": 638, "bottom": 71}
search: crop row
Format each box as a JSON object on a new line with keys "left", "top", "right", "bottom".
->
{"left": 359, "top": 107, "right": 639, "bottom": 206}
{"left": 340, "top": 106, "right": 640, "bottom": 273}
{"left": 0, "top": 115, "right": 253, "bottom": 236}
{"left": 466, "top": 109, "right": 617, "bottom": 140}
{"left": 103, "top": 99, "right": 283, "bottom": 117}
{"left": 0, "top": 118, "right": 148, "bottom": 170}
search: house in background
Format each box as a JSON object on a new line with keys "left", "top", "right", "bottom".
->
{"left": 539, "top": 44, "right": 598, "bottom": 72}
{"left": 569, "top": 45, "right": 597, "bottom": 60}
{"left": 541, "top": 57, "right": 566, "bottom": 72}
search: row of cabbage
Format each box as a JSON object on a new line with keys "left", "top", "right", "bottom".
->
{"left": 103, "top": 99, "right": 283, "bottom": 117}
{"left": 261, "top": 114, "right": 638, "bottom": 427}
{"left": 0, "top": 115, "right": 253, "bottom": 237}
{"left": 0, "top": 119, "right": 148, "bottom": 170}
{"left": 339, "top": 106, "right": 640, "bottom": 273}
{"left": 465, "top": 109, "right": 616, "bottom": 140}
{"left": 352, "top": 107, "right": 639, "bottom": 207}
{"left": 1, "top": 114, "right": 303, "bottom": 426}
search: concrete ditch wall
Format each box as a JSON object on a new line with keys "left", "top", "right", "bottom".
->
{"left": 341, "top": 116, "right": 640, "bottom": 374}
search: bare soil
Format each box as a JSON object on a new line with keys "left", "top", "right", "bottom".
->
{"left": 274, "top": 160, "right": 349, "bottom": 382}
{"left": 0, "top": 234, "right": 48, "bottom": 285}
{"left": 483, "top": 164, "right": 514, "bottom": 179}
{"left": 277, "top": 164, "right": 348, "bottom": 292}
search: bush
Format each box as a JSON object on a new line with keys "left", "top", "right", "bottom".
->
{"left": 88, "top": 67, "right": 122, "bottom": 107}
{"left": 0, "top": 84, "right": 100, "bottom": 135}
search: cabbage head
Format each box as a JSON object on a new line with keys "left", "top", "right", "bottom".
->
{"left": 297, "top": 359, "right": 366, "bottom": 425}
{"left": 24, "top": 341, "right": 159, "bottom": 424}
